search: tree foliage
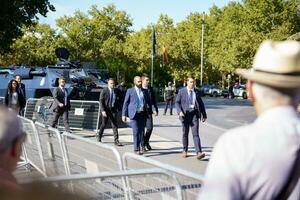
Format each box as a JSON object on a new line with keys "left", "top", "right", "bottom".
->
{"left": 0, "top": 0, "right": 55, "bottom": 53}
{"left": 1, "top": 0, "right": 299, "bottom": 86}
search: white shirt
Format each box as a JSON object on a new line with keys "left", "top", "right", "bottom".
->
{"left": 199, "top": 106, "right": 300, "bottom": 200}
{"left": 186, "top": 87, "right": 196, "bottom": 109}
{"left": 11, "top": 92, "right": 18, "bottom": 105}
{"left": 60, "top": 87, "right": 67, "bottom": 105}
{"left": 108, "top": 88, "right": 115, "bottom": 106}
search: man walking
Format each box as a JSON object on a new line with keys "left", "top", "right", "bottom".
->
{"left": 163, "top": 82, "right": 175, "bottom": 115}
{"left": 175, "top": 77, "right": 207, "bottom": 160}
{"left": 49, "top": 77, "right": 71, "bottom": 133}
{"left": 141, "top": 74, "right": 158, "bottom": 151}
{"left": 122, "top": 76, "right": 151, "bottom": 155}
{"left": 97, "top": 78, "right": 122, "bottom": 146}
{"left": 199, "top": 40, "right": 300, "bottom": 200}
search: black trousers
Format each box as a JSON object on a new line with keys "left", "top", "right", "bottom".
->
{"left": 164, "top": 98, "right": 174, "bottom": 114}
{"left": 51, "top": 109, "right": 70, "bottom": 132}
{"left": 142, "top": 114, "right": 153, "bottom": 146}
{"left": 98, "top": 110, "right": 119, "bottom": 141}
{"left": 181, "top": 111, "right": 202, "bottom": 153}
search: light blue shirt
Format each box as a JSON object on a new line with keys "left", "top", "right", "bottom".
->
{"left": 186, "top": 87, "right": 196, "bottom": 109}
{"left": 135, "top": 86, "right": 144, "bottom": 112}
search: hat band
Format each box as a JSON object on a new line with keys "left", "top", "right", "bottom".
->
{"left": 254, "top": 69, "right": 300, "bottom": 76}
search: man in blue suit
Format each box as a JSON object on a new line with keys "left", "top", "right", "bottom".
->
{"left": 122, "top": 76, "right": 151, "bottom": 155}
{"left": 175, "top": 77, "right": 207, "bottom": 160}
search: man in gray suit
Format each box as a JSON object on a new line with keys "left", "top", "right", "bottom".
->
{"left": 175, "top": 77, "right": 207, "bottom": 160}
{"left": 49, "top": 77, "right": 71, "bottom": 132}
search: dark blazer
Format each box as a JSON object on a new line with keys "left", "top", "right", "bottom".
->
{"left": 175, "top": 87, "right": 207, "bottom": 119}
{"left": 143, "top": 86, "right": 158, "bottom": 114}
{"left": 19, "top": 83, "right": 26, "bottom": 100}
{"left": 122, "top": 87, "right": 151, "bottom": 119}
{"left": 5, "top": 90, "right": 26, "bottom": 109}
{"left": 99, "top": 87, "right": 121, "bottom": 112}
{"left": 50, "top": 87, "right": 71, "bottom": 112}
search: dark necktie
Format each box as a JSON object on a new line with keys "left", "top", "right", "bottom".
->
{"left": 189, "top": 90, "right": 193, "bottom": 105}
{"left": 109, "top": 90, "right": 113, "bottom": 108}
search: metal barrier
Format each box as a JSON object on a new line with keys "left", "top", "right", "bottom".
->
{"left": 34, "top": 122, "right": 70, "bottom": 176}
{"left": 0, "top": 96, "right": 4, "bottom": 104}
{"left": 62, "top": 132, "right": 123, "bottom": 174}
{"left": 123, "top": 152, "right": 204, "bottom": 200}
{"left": 18, "top": 116, "right": 47, "bottom": 177}
{"left": 24, "top": 98, "right": 101, "bottom": 131}
{"left": 41, "top": 168, "right": 183, "bottom": 200}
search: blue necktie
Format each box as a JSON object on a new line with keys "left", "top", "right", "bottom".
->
{"left": 189, "top": 90, "right": 193, "bottom": 105}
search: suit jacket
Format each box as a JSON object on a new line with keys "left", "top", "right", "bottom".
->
{"left": 122, "top": 87, "right": 151, "bottom": 120}
{"left": 18, "top": 83, "right": 26, "bottom": 100}
{"left": 50, "top": 87, "right": 71, "bottom": 112}
{"left": 175, "top": 87, "right": 207, "bottom": 119}
{"left": 143, "top": 86, "right": 158, "bottom": 114}
{"left": 99, "top": 87, "right": 121, "bottom": 113}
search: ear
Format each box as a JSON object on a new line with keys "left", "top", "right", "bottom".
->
{"left": 247, "top": 80, "right": 255, "bottom": 102}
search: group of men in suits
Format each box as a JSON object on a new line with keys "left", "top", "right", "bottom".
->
{"left": 50, "top": 75, "right": 207, "bottom": 160}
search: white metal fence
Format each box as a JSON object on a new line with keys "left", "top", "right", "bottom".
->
{"left": 17, "top": 115, "right": 203, "bottom": 199}
{"left": 41, "top": 168, "right": 183, "bottom": 200}
{"left": 123, "top": 152, "right": 204, "bottom": 199}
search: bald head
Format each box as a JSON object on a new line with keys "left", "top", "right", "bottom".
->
{"left": 133, "top": 76, "right": 142, "bottom": 88}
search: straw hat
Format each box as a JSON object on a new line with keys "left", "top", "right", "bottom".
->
{"left": 236, "top": 40, "right": 300, "bottom": 88}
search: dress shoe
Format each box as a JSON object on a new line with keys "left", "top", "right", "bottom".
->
{"left": 134, "top": 151, "right": 140, "bottom": 155}
{"left": 142, "top": 146, "right": 147, "bottom": 152}
{"left": 139, "top": 150, "right": 144, "bottom": 155}
{"left": 182, "top": 151, "right": 188, "bottom": 158}
{"left": 197, "top": 152, "right": 205, "bottom": 160}
{"left": 145, "top": 143, "right": 152, "bottom": 151}
{"left": 114, "top": 140, "right": 123, "bottom": 146}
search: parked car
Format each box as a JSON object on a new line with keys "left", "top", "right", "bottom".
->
{"left": 201, "top": 85, "right": 227, "bottom": 97}
{"left": 233, "top": 85, "right": 248, "bottom": 99}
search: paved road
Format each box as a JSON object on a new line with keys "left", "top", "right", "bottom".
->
{"left": 88, "top": 97, "right": 256, "bottom": 176}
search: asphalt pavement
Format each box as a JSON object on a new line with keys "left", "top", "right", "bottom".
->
{"left": 88, "top": 97, "right": 257, "bottom": 176}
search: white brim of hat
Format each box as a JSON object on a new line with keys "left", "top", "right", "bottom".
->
{"left": 236, "top": 68, "right": 300, "bottom": 88}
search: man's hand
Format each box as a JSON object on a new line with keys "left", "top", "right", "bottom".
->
{"left": 59, "top": 103, "right": 64, "bottom": 108}
{"left": 202, "top": 118, "right": 207, "bottom": 122}
{"left": 179, "top": 112, "right": 185, "bottom": 117}
{"left": 122, "top": 116, "right": 127, "bottom": 123}
{"left": 153, "top": 111, "right": 158, "bottom": 116}
{"left": 102, "top": 111, "right": 107, "bottom": 117}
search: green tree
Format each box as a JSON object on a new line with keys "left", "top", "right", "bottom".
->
{"left": 0, "top": 0, "right": 55, "bottom": 53}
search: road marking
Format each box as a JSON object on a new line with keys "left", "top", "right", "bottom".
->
{"left": 203, "top": 122, "right": 228, "bottom": 132}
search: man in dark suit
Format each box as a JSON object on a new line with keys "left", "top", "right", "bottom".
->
{"left": 49, "top": 77, "right": 71, "bottom": 132}
{"left": 97, "top": 78, "right": 122, "bottom": 146}
{"left": 141, "top": 74, "right": 158, "bottom": 151}
{"left": 122, "top": 76, "right": 151, "bottom": 155}
{"left": 175, "top": 77, "right": 207, "bottom": 160}
{"left": 15, "top": 75, "right": 26, "bottom": 116}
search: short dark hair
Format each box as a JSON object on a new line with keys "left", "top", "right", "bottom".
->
{"left": 58, "top": 77, "right": 65, "bottom": 82}
{"left": 142, "top": 73, "right": 149, "bottom": 78}
{"left": 108, "top": 78, "right": 115, "bottom": 82}
{"left": 186, "top": 77, "right": 194, "bottom": 82}
{"left": 15, "top": 74, "right": 21, "bottom": 79}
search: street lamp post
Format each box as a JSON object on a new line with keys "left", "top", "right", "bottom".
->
{"left": 200, "top": 12, "right": 205, "bottom": 86}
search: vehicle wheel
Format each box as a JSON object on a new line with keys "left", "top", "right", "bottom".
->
{"left": 212, "top": 92, "right": 218, "bottom": 97}
{"left": 242, "top": 92, "right": 247, "bottom": 99}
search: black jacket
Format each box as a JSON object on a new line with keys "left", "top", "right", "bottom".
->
{"left": 99, "top": 87, "right": 121, "bottom": 112}
{"left": 49, "top": 87, "right": 71, "bottom": 112}
{"left": 143, "top": 86, "right": 158, "bottom": 114}
{"left": 5, "top": 89, "right": 26, "bottom": 109}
